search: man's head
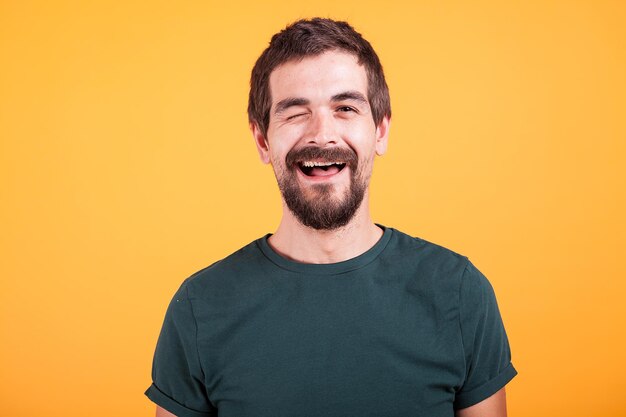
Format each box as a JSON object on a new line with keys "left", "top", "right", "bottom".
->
{"left": 249, "top": 18, "right": 391, "bottom": 231}
{"left": 248, "top": 18, "right": 391, "bottom": 138}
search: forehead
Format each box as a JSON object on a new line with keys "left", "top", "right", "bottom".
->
{"left": 268, "top": 50, "right": 368, "bottom": 105}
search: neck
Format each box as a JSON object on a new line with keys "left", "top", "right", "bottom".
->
{"left": 267, "top": 195, "right": 383, "bottom": 264}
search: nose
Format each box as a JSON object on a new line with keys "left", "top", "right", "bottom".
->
{"left": 305, "top": 110, "right": 338, "bottom": 146}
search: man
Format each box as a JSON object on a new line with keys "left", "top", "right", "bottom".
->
{"left": 146, "top": 18, "right": 517, "bottom": 417}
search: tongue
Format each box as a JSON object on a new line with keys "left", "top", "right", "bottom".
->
{"left": 311, "top": 166, "right": 340, "bottom": 176}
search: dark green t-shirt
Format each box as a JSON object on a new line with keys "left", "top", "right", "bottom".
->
{"left": 145, "top": 227, "right": 516, "bottom": 417}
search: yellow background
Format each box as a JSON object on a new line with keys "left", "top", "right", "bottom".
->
{"left": 1, "top": 1, "right": 624, "bottom": 416}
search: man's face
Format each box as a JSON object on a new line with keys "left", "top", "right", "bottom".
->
{"left": 252, "top": 50, "right": 389, "bottom": 230}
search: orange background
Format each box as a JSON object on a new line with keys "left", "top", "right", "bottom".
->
{"left": 1, "top": 1, "right": 625, "bottom": 416}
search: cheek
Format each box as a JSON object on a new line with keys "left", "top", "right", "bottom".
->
{"left": 268, "top": 151, "right": 284, "bottom": 169}
{"left": 267, "top": 128, "right": 300, "bottom": 157}
{"left": 344, "top": 130, "right": 378, "bottom": 158}
{"left": 269, "top": 147, "right": 293, "bottom": 174}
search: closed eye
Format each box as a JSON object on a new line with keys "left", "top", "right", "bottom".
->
{"left": 286, "top": 112, "right": 307, "bottom": 120}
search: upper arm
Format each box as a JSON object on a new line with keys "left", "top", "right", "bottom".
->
{"left": 455, "top": 387, "right": 507, "bottom": 417}
{"left": 156, "top": 405, "right": 178, "bottom": 417}
{"left": 145, "top": 280, "right": 215, "bottom": 416}
{"left": 454, "top": 260, "right": 517, "bottom": 409}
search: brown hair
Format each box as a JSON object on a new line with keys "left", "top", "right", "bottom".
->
{"left": 248, "top": 18, "right": 391, "bottom": 138}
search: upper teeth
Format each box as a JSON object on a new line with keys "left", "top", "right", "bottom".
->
{"left": 301, "top": 161, "right": 343, "bottom": 167}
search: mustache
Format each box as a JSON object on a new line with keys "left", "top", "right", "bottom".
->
{"left": 285, "top": 146, "right": 358, "bottom": 170}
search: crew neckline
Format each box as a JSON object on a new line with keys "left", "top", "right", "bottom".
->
{"left": 256, "top": 224, "right": 393, "bottom": 275}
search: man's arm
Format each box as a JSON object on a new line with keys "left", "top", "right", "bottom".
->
{"left": 156, "top": 406, "right": 177, "bottom": 417}
{"left": 455, "top": 387, "right": 507, "bottom": 417}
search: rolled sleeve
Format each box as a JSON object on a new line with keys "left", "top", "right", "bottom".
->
{"left": 145, "top": 383, "right": 213, "bottom": 417}
{"left": 145, "top": 279, "right": 215, "bottom": 416}
{"left": 454, "top": 260, "right": 517, "bottom": 410}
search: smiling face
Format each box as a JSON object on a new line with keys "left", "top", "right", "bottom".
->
{"left": 252, "top": 50, "right": 390, "bottom": 230}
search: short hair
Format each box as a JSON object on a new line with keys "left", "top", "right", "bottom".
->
{"left": 248, "top": 17, "right": 391, "bottom": 138}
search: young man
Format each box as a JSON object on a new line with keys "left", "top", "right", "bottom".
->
{"left": 146, "top": 18, "right": 517, "bottom": 417}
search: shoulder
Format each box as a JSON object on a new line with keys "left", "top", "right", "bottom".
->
{"left": 176, "top": 237, "right": 271, "bottom": 300}
{"left": 384, "top": 227, "right": 470, "bottom": 278}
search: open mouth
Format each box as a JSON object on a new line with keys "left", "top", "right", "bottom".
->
{"left": 297, "top": 161, "right": 347, "bottom": 177}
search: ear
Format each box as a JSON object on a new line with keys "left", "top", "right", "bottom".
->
{"left": 250, "top": 122, "right": 271, "bottom": 164}
{"left": 374, "top": 115, "right": 390, "bottom": 156}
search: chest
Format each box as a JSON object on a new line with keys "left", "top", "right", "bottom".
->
{"left": 194, "top": 278, "right": 465, "bottom": 417}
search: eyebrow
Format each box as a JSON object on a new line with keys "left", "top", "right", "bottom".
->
{"left": 273, "top": 91, "right": 369, "bottom": 115}
{"left": 331, "top": 91, "right": 368, "bottom": 104}
{"left": 274, "top": 97, "right": 310, "bottom": 115}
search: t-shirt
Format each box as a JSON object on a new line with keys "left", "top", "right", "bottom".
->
{"left": 145, "top": 226, "right": 517, "bottom": 417}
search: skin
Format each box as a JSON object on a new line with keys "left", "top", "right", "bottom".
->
{"left": 155, "top": 50, "right": 508, "bottom": 417}
{"left": 156, "top": 407, "right": 175, "bottom": 417}
{"left": 456, "top": 387, "right": 508, "bottom": 417}
{"left": 251, "top": 50, "right": 389, "bottom": 264}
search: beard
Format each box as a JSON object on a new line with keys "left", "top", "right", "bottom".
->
{"left": 274, "top": 146, "right": 369, "bottom": 231}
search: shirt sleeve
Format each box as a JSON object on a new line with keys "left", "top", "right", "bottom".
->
{"left": 454, "top": 260, "right": 517, "bottom": 410}
{"left": 145, "top": 279, "right": 216, "bottom": 417}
